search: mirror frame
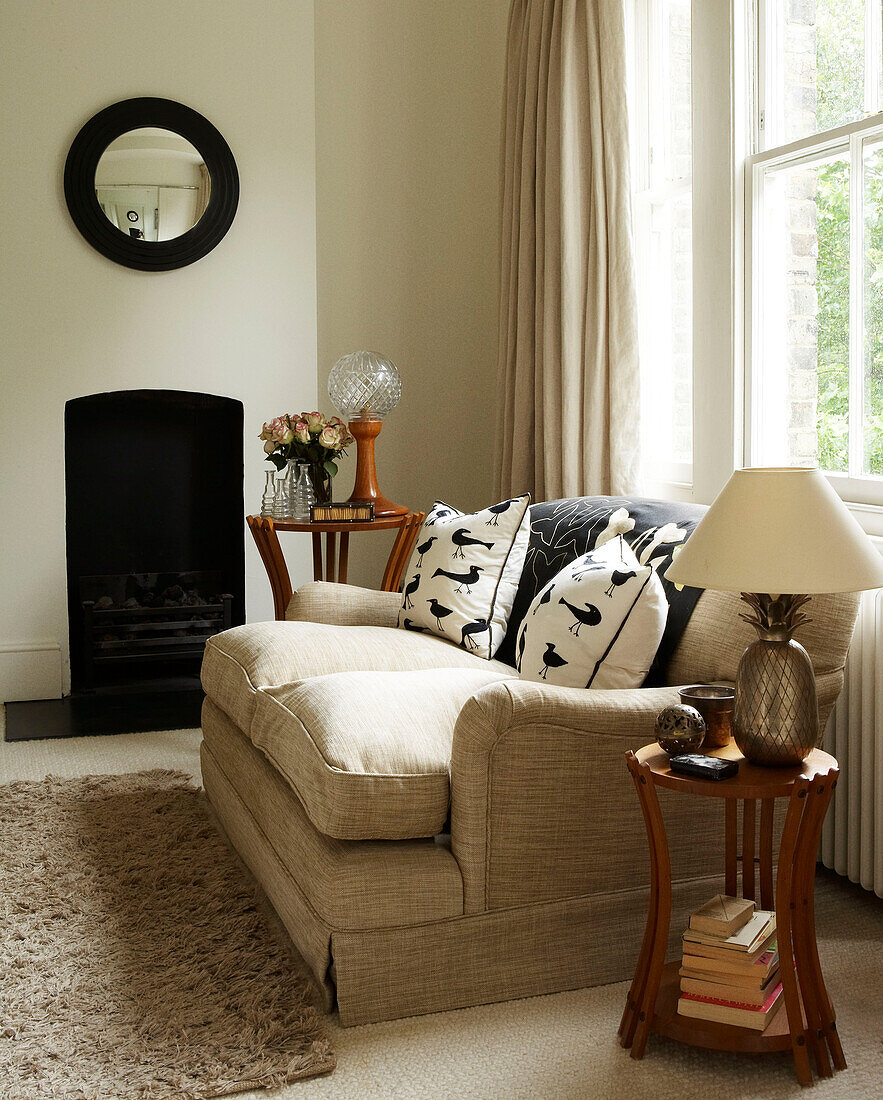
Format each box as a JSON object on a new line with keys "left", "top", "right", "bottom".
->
{"left": 64, "top": 97, "right": 239, "bottom": 271}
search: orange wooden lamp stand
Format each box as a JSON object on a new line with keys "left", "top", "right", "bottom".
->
{"left": 347, "top": 417, "right": 408, "bottom": 517}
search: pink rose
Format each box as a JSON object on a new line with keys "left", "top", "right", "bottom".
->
{"left": 262, "top": 440, "right": 276, "bottom": 454}
{"left": 318, "top": 424, "right": 342, "bottom": 449}
{"left": 266, "top": 416, "right": 289, "bottom": 442}
{"left": 293, "top": 419, "right": 310, "bottom": 444}
{"left": 303, "top": 411, "right": 326, "bottom": 433}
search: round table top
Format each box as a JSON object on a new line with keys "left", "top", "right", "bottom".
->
{"left": 635, "top": 741, "right": 838, "bottom": 799}
{"left": 269, "top": 514, "right": 409, "bottom": 533}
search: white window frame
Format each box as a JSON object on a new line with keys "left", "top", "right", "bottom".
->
{"left": 745, "top": 0, "right": 883, "bottom": 515}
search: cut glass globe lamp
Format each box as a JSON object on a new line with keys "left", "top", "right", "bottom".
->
{"left": 327, "top": 350, "right": 407, "bottom": 516}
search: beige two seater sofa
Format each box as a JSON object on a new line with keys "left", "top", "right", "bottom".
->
{"left": 200, "top": 577, "right": 857, "bottom": 1026}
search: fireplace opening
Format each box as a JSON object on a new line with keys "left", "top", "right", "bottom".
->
{"left": 66, "top": 388, "right": 245, "bottom": 694}
{"left": 3, "top": 389, "right": 245, "bottom": 741}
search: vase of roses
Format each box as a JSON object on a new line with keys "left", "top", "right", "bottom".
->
{"left": 259, "top": 411, "right": 354, "bottom": 508}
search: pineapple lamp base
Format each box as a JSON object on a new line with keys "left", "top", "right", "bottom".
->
{"left": 733, "top": 593, "right": 819, "bottom": 766}
{"left": 347, "top": 418, "right": 408, "bottom": 517}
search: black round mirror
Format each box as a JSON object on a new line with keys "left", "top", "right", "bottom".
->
{"left": 64, "top": 98, "right": 238, "bottom": 270}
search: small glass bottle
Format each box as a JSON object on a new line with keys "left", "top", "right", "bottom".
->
{"left": 260, "top": 469, "right": 276, "bottom": 517}
{"left": 292, "top": 463, "right": 316, "bottom": 521}
{"left": 273, "top": 460, "right": 295, "bottom": 519}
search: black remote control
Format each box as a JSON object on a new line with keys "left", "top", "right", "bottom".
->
{"left": 668, "top": 754, "right": 739, "bottom": 780}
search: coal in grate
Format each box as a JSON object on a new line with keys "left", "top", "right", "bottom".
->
{"left": 80, "top": 571, "right": 232, "bottom": 688}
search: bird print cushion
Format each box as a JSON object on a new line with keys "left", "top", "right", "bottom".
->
{"left": 496, "top": 496, "right": 707, "bottom": 682}
{"left": 396, "top": 495, "right": 531, "bottom": 659}
{"left": 516, "top": 536, "right": 667, "bottom": 690}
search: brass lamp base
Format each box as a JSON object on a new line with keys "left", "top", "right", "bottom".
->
{"left": 733, "top": 593, "right": 820, "bottom": 766}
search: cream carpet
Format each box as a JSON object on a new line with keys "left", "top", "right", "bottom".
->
{"left": 2, "top": 711, "right": 882, "bottom": 1100}
{"left": 0, "top": 767, "right": 334, "bottom": 1099}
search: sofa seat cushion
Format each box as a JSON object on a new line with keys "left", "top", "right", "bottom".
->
{"left": 202, "top": 620, "right": 515, "bottom": 732}
{"left": 250, "top": 667, "right": 515, "bottom": 840}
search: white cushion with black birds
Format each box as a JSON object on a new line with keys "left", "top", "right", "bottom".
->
{"left": 515, "top": 536, "right": 667, "bottom": 689}
{"left": 397, "top": 495, "right": 531, "bottom": 659}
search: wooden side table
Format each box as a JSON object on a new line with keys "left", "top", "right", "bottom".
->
{"left": 619, "top": 741, "right": 844, "bottom": 1087}
{"left": 246, "top": 512, "right": 424, "bottom": 620}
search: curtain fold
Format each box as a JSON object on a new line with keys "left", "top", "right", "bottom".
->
{"left": 495, "top": 0, "right": 641, "bottom": 501}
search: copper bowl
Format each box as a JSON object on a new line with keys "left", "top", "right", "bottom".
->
{"left": 678, "top": 684, "right": 735, "bottom": 749}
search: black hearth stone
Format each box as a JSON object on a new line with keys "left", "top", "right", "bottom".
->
{"left": 3, "top": 683, "right": 203, "bottom": 742}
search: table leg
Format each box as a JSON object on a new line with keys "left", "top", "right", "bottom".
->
{"left": 381, "top": 512, "right": 425, "bottom": 592}
{"left": 759, "top": 798, "right": 775, "bottom": 909}
{"left": 792, "top": 784, "right": 830, "bottom": 1079}
{"left": 620, "top": 752, "right": 671, "bottom": 1059}
{"left": 247, "top": 516, "right": 293, "bottom": 621}
{"left": 742, "top": 799, "right": 756, "bottom": 902}
{"left": 792, "top": 769, "right": 843, "bottom": 1076}
{"left": 326, "top": 532, "right": 338, "bottom": 583}
{"left": 725, "top": 800, "right": 738, "bottom": 897}
{"left": 311, "top": 533, "right": 323, "bottom": 581}
{"left": 776, "top": 780, "right": 814, "bottom": 1087}
{"left": 338, "top": 533, "right": 349, "bottom": 583}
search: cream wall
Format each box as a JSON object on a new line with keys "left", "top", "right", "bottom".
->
{"left": 314, "top": 0, "right": 509, "bottom": 585}
{"left": 0, "top": 0, "right": 318, "bottom": 699}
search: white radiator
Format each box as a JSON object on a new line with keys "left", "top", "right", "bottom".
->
{"left": 821, "top": 587, "right": 883, "bottom": 898}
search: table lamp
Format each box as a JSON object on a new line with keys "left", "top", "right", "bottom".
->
{"left": 327, "top": 350, "right": 407, "bottom": 517}
{"left": 666, "top": 467, "right": 883, "bottom": 765}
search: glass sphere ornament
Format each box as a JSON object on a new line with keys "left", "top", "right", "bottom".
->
{"left": 327, "top": 349, "right": 407, "bottom": 516}
{"left": 327, "top": 350, "right": 402, "bottom": 421}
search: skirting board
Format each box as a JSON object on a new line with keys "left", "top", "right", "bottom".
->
{"left": 0, "top": 641, "right": 63, "bottom": 702}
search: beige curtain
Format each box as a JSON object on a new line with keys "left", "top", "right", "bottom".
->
{"left": 495, "top": 0, "right": 641, "bottom": 501}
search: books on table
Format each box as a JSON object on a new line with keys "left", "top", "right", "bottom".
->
{"left": 677, "top": 897, "right": 782, "bottom": 1031}
{"left": 689, "top": 894, "right": 755, "bottom": 938}
{"left": 678, "top": 981, "right": 784, "bottom": 1031}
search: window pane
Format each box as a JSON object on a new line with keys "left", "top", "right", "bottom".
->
{"left": 661, "top": 0, "right": 692, "bottom": 184}
{"left": 756, "top": 154, "right": 851, "bottom": 471}
{"left": 865, "top": 139, "right": 883, "bottom": 474}
{"left": 772, "top": 0, "right": 868, "bottom": 144}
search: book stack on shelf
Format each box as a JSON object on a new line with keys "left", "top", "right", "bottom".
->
{"left": 677, "top": 894, "right": 783, "bottom": 1031}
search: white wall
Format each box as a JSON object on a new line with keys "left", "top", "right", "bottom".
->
{"left": 314, "top": 0, "right": 509, "bottom": 585}
{"left": 0, "top": 0, "right": 318, "bottom": 699}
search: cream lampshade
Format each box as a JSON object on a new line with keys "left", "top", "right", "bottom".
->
{"left": 667, "top": 467, "right": 883, "bottom": 766}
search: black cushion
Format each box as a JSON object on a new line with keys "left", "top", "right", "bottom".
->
{"left": 497, "top": 496, "right": 707, "bottom": 684}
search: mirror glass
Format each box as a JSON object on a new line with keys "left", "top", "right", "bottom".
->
{"left": 94, "top": 128, "right": 211, "bottom": 242}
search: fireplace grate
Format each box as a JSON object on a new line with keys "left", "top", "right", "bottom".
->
{"left": 80, "top": 572, "right": 232, "bottom": 688}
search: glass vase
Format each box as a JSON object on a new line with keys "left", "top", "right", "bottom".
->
{"left": 307, "top": 462, "right": 333, "bottom": 506}
{"left": 292, "top": 463, "right": 316, "bottom": 520}
{"left": 272, "top": 459, "right": 296, "bottom": 519}
{"left": 260, "top": 469, "right": 276, "bottom": 517}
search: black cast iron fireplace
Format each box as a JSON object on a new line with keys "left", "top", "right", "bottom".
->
{"left": 5, "top": 389, "right": 245, "bottom": 741}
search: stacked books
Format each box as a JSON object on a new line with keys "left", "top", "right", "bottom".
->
{"left": 677, "top": 895, "right": 782, "bottom": 1031}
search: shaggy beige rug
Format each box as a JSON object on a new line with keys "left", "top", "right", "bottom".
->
{"left": 0, "top": 770, "right": 335, "bottom": 1099}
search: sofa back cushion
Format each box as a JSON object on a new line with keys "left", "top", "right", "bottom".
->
{"left": 665, "top": 588, "right": 860, "bottom": 686}
{"left": 497, "top": 496, "right": 707, "bottom": 681}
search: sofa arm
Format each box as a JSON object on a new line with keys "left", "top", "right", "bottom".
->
{"left": 450, "top": 679, "right": 726, "bottom": 915}
{"left": 285, "top": 581, "right": 401, "bottom": 628}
